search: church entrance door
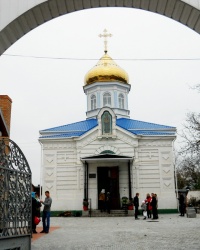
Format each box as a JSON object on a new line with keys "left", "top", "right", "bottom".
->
{"left": 97, "top": 167, "right": 120, "bottom": 210}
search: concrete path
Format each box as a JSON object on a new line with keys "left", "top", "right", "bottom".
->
{"left": 31, "top": 213, "right": 200, "bottom": 250}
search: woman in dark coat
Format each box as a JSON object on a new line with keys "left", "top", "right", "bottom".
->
{"left": 133, "top": 193, "right": 140, "bottom": 219}
{"left": 32, "top": 192, "right": 41, "bottom": 233}
{"left": 99, "top": 189, "right": 106, "bottom": 212}
{"left": 106, "top": 192, "right": 111, "bottom": 214}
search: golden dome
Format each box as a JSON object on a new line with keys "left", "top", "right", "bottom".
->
{"left": 84, "top": 53, "right": 129, "bottom": 86}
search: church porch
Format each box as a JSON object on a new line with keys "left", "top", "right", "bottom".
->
{"left": 81, "top": 154, "right": 134, "bottom": 212}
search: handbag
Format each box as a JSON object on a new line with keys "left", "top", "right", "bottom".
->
{"left": 34, "top": 216, "right": 41, "bottom": 225}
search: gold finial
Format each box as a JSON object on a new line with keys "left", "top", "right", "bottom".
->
{"left": 99, "top": 29, "right": 112, "bottom": 54}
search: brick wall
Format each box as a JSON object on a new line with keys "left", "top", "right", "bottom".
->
{"left": 0, "top": 95, "right": 12, "bottom": 134}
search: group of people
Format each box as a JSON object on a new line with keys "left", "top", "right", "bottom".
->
{"left": 99, "top": 189, "right": 111, "bottom": 214}
{"left": 134, "top": 192, "right": 158, "bottom": 220}
{"left": 31, "top": 190, "right": 52, "bottom": 234}
{"left": 99, "top": 190, "right": 159, "bottom": 220}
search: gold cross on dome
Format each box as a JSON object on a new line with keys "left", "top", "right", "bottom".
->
{"left": 99, "top": 29, "right": 112, "bottom": 53}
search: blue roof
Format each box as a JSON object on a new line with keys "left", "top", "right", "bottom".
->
{"left": 116, "top": 118, "right": 176, "bottom": 136}
{"left": 40, "top": 119, "right": 98, "bottom": 139}
{"left": 39, "top": 118, "right": 176, "bottom": 139}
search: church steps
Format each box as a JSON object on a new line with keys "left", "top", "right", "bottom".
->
{"left": 84, "top": 209, "right": 129, "bottom": 217}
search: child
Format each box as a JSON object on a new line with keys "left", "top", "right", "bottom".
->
{"left": 141, "top": 200, "right": 147, "bottom": 220}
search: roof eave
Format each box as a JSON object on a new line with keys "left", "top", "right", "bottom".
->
{"left": 39, "top": 135, "right": 80, "bottom": 141}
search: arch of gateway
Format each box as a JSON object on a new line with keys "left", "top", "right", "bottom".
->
{"left": 0, "top": 0, "right": 200, "bottom": 56}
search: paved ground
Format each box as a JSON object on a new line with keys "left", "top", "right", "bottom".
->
{"left": 31, "top": 213, "right": 200, "bottom": 250}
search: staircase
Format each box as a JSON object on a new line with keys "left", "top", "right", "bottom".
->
{"left": 83, "top": 209, "right": 132, "bottom": 217}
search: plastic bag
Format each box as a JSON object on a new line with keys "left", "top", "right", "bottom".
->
{"left": 143, "top": 211, "right": 147, "bottom": 217}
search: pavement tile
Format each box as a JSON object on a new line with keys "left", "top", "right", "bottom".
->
{"left": 31, "top": 213, "right": 200, "bottom": 250}
{"left": 31, "top": 226, "right": 60, "bottom": 242}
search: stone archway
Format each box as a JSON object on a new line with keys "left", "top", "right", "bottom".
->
{"left": 0, "top": 0, "right": 200, "bottom": 55}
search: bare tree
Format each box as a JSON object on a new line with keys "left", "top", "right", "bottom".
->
{"left": 177, "top": 112, "right": 200, "bottom": 190}
{"left": 176, "top": 156, "right": 200, "bottom": 189}
{"left": 181, "top": 112, "right": 200, "bottom": 155}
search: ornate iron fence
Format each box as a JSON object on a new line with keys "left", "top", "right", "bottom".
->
{"left": 0, "top": 138, "right": 32, "bottom": 250}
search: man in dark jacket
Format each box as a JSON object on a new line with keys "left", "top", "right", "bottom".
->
{"left": 106, "top": 192, "right": 111, "bottom": 214}
{"left": 151, "top": 193, "right": 158, "bottom": 219}
{"left": 178, "top": 193, "right": 185, "bottom": 216}
{"left": 133, "top": 193, "right": 140, "bottom": 219}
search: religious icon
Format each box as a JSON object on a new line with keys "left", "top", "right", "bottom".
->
{"left": 102, "top": 111, "right": 112, "bottom": 134}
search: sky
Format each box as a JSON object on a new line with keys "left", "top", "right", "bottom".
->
{"left": 0, "top": 7, "right": 200, "bottom": 185}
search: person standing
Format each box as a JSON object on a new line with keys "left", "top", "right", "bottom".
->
{"left": 99, "top": 189, "right": 106, "bottom": 212}
{"left": 145, "top": 193, "right": 152, "bottom": 219}
{"left": 106, "top": 192, "right": 111, "bottom": 214}
{"left": 141, "top": 200, "right": 147, "bottom": 220}
{"left": 32, "top": 192, "right": 41, "bottom": 233}
{"left": 133, "top": 193, "right": 140, "bottom": 220}
{"left": 35, "top": 193, "right": 41, "bottom": 219}
{"left": 151, "top": 193, "right": 158, "bottom": 219}
{"left": 40, "top": 191, "right": 52, "bottom": 234}
{"left": 178, "top": 193, "right": 185, "bottom": 216}
{"left": 155, "top": 193, "right": 159, "bottom": 219}
{"left": 32, "top": 192, "right": 39, "bottom": 234}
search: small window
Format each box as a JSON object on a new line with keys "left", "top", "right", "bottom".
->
{"left": 91, "top": 95, "right": 96, "bottom": 110}
{"left": 102, "top": 111, "right": 112, "bottom": 135}
{"left": 103, "top": 93, "right": 111, "bottom": 107}
{"left": 119, "top": 93, "right": 124, "bottom": 109}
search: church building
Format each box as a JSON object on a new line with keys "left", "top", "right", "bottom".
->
{"left": 39, "top": 30, "right": 177, "bottom": 212}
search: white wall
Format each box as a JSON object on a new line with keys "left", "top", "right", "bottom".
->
{"left": 40, "top": 128, "right": 177, "bottom": 210}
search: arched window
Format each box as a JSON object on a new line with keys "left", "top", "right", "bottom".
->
{"left": 100, "top": 150, "right": 115, "bottom": 154}
{"left": 103, "top": 93, "right": 111, "bottom": 107}
{"left": 91, "top": 95, "right": 96, "bottom": 110}
{"left": 102, "top": 111, "right": 112, "bottom": 135}
{"left": 118, "top": 93, "right": 124, "bottom": 109}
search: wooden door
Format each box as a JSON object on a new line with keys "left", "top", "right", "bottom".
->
{"left": 97, "top": 167, "right": 120, "bottom": 210}
{"left": 109, "top": 167, "right": 120, "bottom": 209}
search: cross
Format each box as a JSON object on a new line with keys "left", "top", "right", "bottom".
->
{"left": 99, "top": 29, "right": 112, "bottom": 53}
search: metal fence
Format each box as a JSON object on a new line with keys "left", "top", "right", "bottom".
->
{"left": 0, "top": 138, "right": 32, "bottom": 250}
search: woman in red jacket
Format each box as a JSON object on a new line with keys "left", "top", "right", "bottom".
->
{"left": 145, "top": 193, "right": 152, "bottom": 219}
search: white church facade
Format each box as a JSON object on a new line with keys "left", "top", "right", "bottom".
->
{"left": 39, "top": 32, "right": 177, "bottom": 212}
